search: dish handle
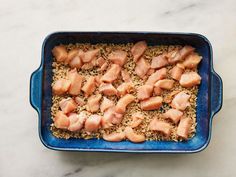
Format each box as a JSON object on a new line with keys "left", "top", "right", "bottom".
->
{"left": 211, "top": 70, "right": 223, "bottom": 116}
{"left": 30, "top": 67, "right": 42, "bottom": 113}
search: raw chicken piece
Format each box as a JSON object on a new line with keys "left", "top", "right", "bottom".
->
{"left": 163, "top": 109, "right": 183, "bottom": 124}
{"left": 163, "top": 90, "right": 181, "bottom": 104}
{"left": 95, "top": 75, "right": 102, "bottom": 87}
{"left": 168, "top": 46, "right": 194, "bottom": 64}
{"left": 146, "top": 68, "right": 155, "bottom": 76}
{"left": 102, "top": 107, "right": 123, "bottom": 128}
{"left": 170, "top": 90, "right": 181, "bottom": 98}
{"left": 96, "top": 57, "right": 106, "bottom": 67}
{"left": 179, "top": 72, "right": 201, "bottom": 87}
{"left": 151, "top": 55, "right": 169, "bottom": 69}
{"left": 154, "top": 79, "right": 175, "bottom": 90}
{"left": 59, "top": 97, "right": 77, "bottom": 114}
{"left": 75, "top": 96, "right": 85, "bottom": 106}
{"left": 171, "top": 91, "right": 190, "bottom": 111}
{"left": 177, "top": 117, "right": 192, "bottom": 139}
{"left": 121, "top": 70, "right": 132, "bottom": 82}
{"left": 101, "top": 64, "right": 121, "bottom": 83}
{"left": 99, "top": 83, "right": 117, "bottom": 96}
{"left": 124, "top": 127, "right": 145, "bottom": 143}
{"left": 103, "top": 132, "right": 125, "bottom": 142}
{"left": 149, "top": 118, "right": 172, "bottom": 137}
{"left": 146, "top": 68, "right": 167, "bottom": 86}
{"left": 167, "top": 49, "right": 179, "bottom": 64}
{"left": 52, "top": 78, "right": 71, "bottom": 95}
{"left": 69, "top": 55, "right": 82, "bottom": 69}
{"left": 137, "top": 85, "right": 153, "bottom": 100}
{"left": 108, "top": 50, "right": 127, "bottom": 66}
{"left": 52, "top": 45, "right": 68, "bottom": 62}
{"left": 179, "top": 46, "right": 195, "bottom": 59}
{"left": 101, "top": 111, "right": 113, "bottom": 129}
{"left": 135, "top": 57, "right": 150, "bottom": 79}
{"left": 84, "top": 114, "right": 102, "bottom": 133}
{"left": 140, "top": 96, "right": 163, "bottom": 111}
{"left": 117, "top": 82, "right": 134, "bottom": 97}
{"left": 153, "top": 86, "right": 162, "bottom": 96}
{"left": 65, "top": 48, "right": 79, "bottom": 64}
{"left": 170, "top": 63, "right": 185, "bottom": 81}
{"left": 131, "top": 41, "right": 147, "bottom": 62}
{"left": 115, "top": 94, "right": 135, "bottom": 114}
{"left": 182, "top": 53, "right": 202, "bottom": 69}
{"left": 67, "top": 69, "right": 83, "bottom": 95}
{"left": 87, "top": 56, "right": 98, "bottom": 69}
{"left": 54, "top": 111, "right": 70, "bottom": 129}
{"left": 111, "top": 111, "right": 124, "bottom": 124}
{"left": 68, "top": 112, "right": 87, "bottom": 132}
{"left": 86, "top": 94, "right": 102, "bottom": 113}
{"left": 81, "top": 76, "right": 96, "bottom": 97}
{"left": 99, "top": 62, "right": 108, "bottom": 71}
{"left": 81, "top": 49, "right": 100, "bottom": 63}
{"left": 69, "top": 50, "right": 84, "bottom": 69}
{"left": 81, "top": 60, "right": 96, "bottom": 70}
{"left": 130, "top": 112, "right": 144, "bottom": 128}
{"left": 100, "top": 97, "right": 115, "bottom": 112}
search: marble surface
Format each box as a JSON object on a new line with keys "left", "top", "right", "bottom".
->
{"left": 0, "top": 0, "right": 235, "bottom": 176}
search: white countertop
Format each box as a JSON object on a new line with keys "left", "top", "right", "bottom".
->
{"left": 0, "top": 0, "right": 235, "bottom": 176}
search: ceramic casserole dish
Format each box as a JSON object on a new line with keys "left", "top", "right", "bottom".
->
{"left": 30, "top": 32, "right": 223, "bottom": 153}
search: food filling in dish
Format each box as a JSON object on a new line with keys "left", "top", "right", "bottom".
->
{"left": 51, "top": 41, "right": 202, "bottom": 143}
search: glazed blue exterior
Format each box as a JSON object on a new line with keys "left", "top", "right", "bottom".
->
{"left": 30, "top": 32, "right": 223, "bottom": 153}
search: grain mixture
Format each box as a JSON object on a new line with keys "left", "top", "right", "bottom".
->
{"left": 50, "top": 42, "right": 201, "bottom": 142}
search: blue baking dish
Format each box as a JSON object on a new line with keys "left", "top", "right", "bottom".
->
{"left": 30, "top": 32, "right": 223, "bottom": 153}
